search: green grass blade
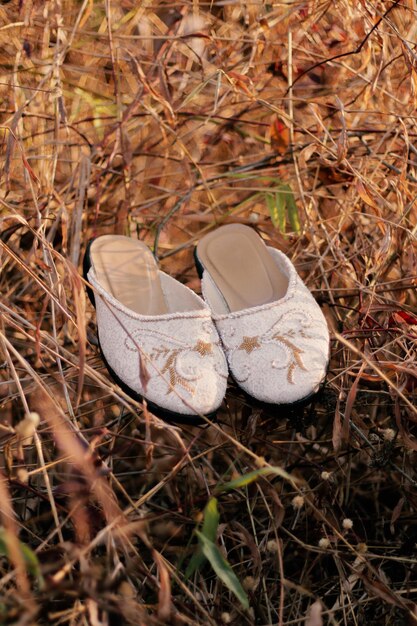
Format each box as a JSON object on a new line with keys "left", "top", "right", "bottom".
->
{"left": 201, "top": 497, "right": 220, "bottom": 542}
{"left": 195, "top": 531, "right": 249, "bottom": 610}
{"left": 185, "top": 546, "right": 205, "bottom": 578}
{"left": 0, "top": 529, "right": 44, "bottom": 588}
{"left": 217, "top": 465, "right": 298, "bottom": 492}
{"left": 266, "top": 192, "right": 281, "bottom": 230}
{"left": 275, "top": 190, "right": 286, "bottom": 232}
{"left": 185, "top": 497, "right": 220, "bottom": 578}
{"left": 282, "top": 183, "right": 301, "bottom": 234}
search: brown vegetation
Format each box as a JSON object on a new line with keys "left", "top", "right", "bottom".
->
{"left": 1, "top": 0, "right": 417, "bottom": 624}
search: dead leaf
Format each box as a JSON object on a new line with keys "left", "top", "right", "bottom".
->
{"left": 144, "top": 402, "right": 154, "bottom": 471}
{"left": 299, "top": 143, "right": 317, "bottom": 171}
{"left": 228, "top": 71, "right": 254, "bottom": 97}
{"left": 343, "top": 363, "right": 365, "bottom": 441}
{"left": 21, "top": 154, "right": 39, "bottom": 184}
{"left": 270, "top": 117, "right": 290, "bottom": 155}
{"left": 374, "top": 225, "right": 393, "bottom": 267}
{"left": 153, "top": 550, "right": 172, "bottom": 622}
{"left": 356, "top": 179, "right": 382, "bottom": 216}
{"left": 392, "top": 310, "right": 417, "bottom": 325}
{"left": 332, "top": 393, "right": 343, "bottom": 451}
{"left": 70, "top": 265, "right": 87, "bottom": 407}
{"left": 390, "top": 496, "right": 406, "bottom": 534}
{"left": 360, "top": 574, "right": 405, "bottom": 608}
{"left": 335, "top": 97, "right": 348, "bottom": 164}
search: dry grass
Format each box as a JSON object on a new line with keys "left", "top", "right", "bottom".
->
{"left": 1, "top": 0, "right": 417, "bottom": 624}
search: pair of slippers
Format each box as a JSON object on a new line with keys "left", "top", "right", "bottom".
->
{"left": 84, "top": 225, "right": 330, "bottom": 423}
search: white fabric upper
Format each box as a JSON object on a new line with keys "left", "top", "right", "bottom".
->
{"left": 88, "top": 267, "right": 228, "bottom": 415}
{"left": 201, "top": 247, "right": 330, "bottom": 404}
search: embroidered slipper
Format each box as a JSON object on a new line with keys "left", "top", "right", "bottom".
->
{"left": 83, "top": 235, "right": 228, "bottom": 423}
{"left": 195, "top": 224, "right": 330, "bottom": 406}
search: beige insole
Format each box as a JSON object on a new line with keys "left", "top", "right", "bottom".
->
{"left": 197, "top": 224, "right": 288, "bottom": 312}
{"left": 90, "top": 235, "right": 167, "bottom": 315}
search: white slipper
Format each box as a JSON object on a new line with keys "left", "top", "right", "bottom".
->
{"left": 195, "top": 224, "right": 330, "bottom": 406}
{"left": 83, "top": 235, "right": 228, "bottom": 422}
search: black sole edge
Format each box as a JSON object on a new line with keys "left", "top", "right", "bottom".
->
{"left": 83, "top": 240, "right": 216, "bottom": 426}
{"left": 83, "top": 237, "right": 97, "bottom": 308}
{"left": 232, "top": 377, "right": 328, "bottom": 416}
{"left": 98, "top": 344, "right": 215, "bottom": 425}
{"left": 193, "top": 246, "right": 205, "bottom": 280}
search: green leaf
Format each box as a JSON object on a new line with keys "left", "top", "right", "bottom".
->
{"left": 185, "top": 497, "right": 220, "bottom": 578}
{"left": 266, "top": 182, "right": 301, "bottom": 234}
{"left": 217, "top": 465, "right": 297, "bottom": 493}
{"left": 266, "top": 191, "right": 286, "bottom": 231}
{"left": 0, "top": 529, "right": 44, "bottom": 587}
{"left": 266, "top": 192, "right": 285, "bottom": 232}
{"left": 282, "top": 183, "right": 301, "bottom": 234}
{"left": 276, "top": 191, "right": 286, "bottom": 232}
{"left": 201, "top": 497, "right": 220, "bottom": 542}
{"left": 185, "top": 544, "right": 204, "bottom": 579}
{"left": 196, "top": 531, "right": 249, "bottom": 610}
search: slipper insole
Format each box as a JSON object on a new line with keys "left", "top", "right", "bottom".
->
{"left": 89, "top": 235, "right": 167, "bottom": 316}
{"left": 196, "top": 224, "right": 288, "bottom": 312}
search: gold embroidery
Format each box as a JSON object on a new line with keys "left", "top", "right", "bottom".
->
{"left": 161, "top": 350, "right": 195, "bottom": 395}
{"left": 272, "top": 335, "right": 307, "bottom": 383}
{"left": 230, "top": 311, "right": 313, "bottom": 385}
{"left": 194, "top": 340, "right": 213, "bottom": 356}
{"left": 238, "top": 335, "right": 261, "bottom": 354}
{"left": 124, "top": 328, "right": 221, "bottom": 395}
{"left": 155, "top": 341, "right": 220, "bottom": 394}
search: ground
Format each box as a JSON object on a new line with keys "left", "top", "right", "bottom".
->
{"left": 1, "top": 1, "right": 417, "bottom": 624}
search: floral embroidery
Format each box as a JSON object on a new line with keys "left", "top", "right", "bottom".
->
{"left": 225, "top": 308, "right": 316, "bottom": 384}
{"left": 162, "top": 350, "right": 194, "bottom": 394}
{"left": 270, "top": 334, "right": 307, "bottom": 383}
{"left": 124, "top": 328, "right": 223, "bottom": 396}
{"left": 194, "top": 340, "right": 213, "bottom": 356}
{"left": 238, "top": 336, "right": 261, "bottom": 354}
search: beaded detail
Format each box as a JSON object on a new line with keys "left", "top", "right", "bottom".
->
{"left": 124, "top": 327, "right": 226, "bottom": 396}
{"left": 223, "top": 309, "right": 316, "bottom": 384}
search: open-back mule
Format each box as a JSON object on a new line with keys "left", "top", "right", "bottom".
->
{"left": 84, "top": 235, "right": 228, "bottom": 423}
{"left": 195, "top": 224, "right": 330, "bottom": 406}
